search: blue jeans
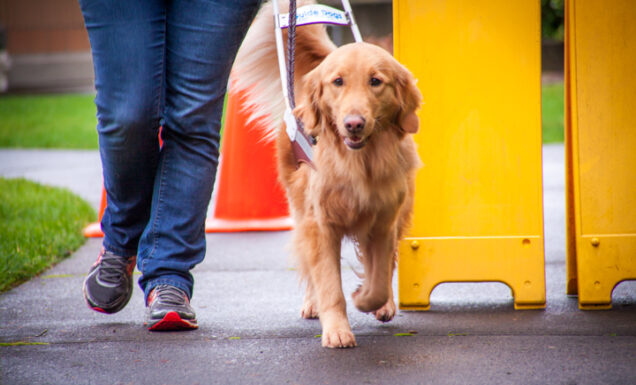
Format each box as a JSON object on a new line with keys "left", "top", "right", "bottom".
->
{"left": 79, "top": 0, "right": 260, "bottom": 301}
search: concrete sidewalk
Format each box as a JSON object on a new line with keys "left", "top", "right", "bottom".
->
{"left": 1, "top": 145, "right": 635, "bottom": 385}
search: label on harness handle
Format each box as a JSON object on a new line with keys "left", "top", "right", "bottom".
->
{"left": 279, "top": 4, "right": 349, "bottom": 28}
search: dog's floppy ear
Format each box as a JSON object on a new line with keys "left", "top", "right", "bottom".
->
{"left": 293, "top": 68, "right": 324, "bottom": 138}
{"left": 393, "top": 62, "right": 422, "bottom": 134}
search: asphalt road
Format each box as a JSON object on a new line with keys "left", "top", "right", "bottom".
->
{"left": 1, "top": 145, "right": 635, "bottom": 385}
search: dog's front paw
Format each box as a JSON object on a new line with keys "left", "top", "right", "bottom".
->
{"left": 322, "top": 329, "right": 357, "bottom": 348}
{"left": 300, "top": 300, "right": 319, "bottom": 319}
{"left": 352, "top": 285, "right": 387, "bottom": 313}
{"left": 373, "top": 299, "right": 396, "bottom": 323}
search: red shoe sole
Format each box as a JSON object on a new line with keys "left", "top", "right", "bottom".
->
{"left": 147, "top": 311, "right": 198, "bottom": 331}
{"left": 91, "top": 306, "right": 107, "bottom": 314}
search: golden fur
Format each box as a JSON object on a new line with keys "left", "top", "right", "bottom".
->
{"left": 233, "top": 1, "right": 422, "bottom": 348}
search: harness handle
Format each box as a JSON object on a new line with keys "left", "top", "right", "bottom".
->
{"left": 273, "top": 0, "right": 363, "bottom": 167}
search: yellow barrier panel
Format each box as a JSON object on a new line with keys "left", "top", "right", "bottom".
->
{"left": 565, "top": 0, "right": 636, "bottom": 310}
{"left": 394, "top": 0, "right": 545, "bottom": 310}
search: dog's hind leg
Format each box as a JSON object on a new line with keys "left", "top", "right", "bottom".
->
{"left": 300, "top": 279, "right": 319, "bottom": 319}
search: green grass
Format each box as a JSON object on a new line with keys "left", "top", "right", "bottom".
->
{"left": 0, "top": 93, "right": 230, "bottom": 149}
{"left": 0, "top": 84, "right": 564, "bottom": 150}
{"left": 0, "top": 94, "right": 98, "bottom": 149}
{"left": 541, "top": 82, "right": 565, "bottom": 143}
{"left": 0, "top": 178, "right": 96, "bottom": 292}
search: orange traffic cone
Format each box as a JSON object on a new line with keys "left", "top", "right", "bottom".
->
{"left": 84, "top": 87, "right": 292, "bottom": 237}
{"left": 205, "top": 87, "right": 292, "bottom": 232}
{"left": 83, "top": 187, "right": 106, "bottom": 237}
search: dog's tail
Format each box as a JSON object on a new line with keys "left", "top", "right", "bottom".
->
{"left": 232, "top": 0, "right": 335, "bottom": 141}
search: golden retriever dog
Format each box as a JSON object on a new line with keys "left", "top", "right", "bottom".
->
{"left": 233, "top": 1, "right": 422, "bottom": 348}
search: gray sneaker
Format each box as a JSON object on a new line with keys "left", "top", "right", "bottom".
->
{"left": 83, "top": 249, "right": 136, "bottom": 314}
{"left": 145, "top": 285, "right": 198, "bottom": 331}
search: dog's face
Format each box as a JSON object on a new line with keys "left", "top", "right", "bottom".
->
{"left": 295, "top": 42, "right": 422, "bottom": 150}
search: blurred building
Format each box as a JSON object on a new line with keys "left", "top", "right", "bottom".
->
{"left": 0, "top": 0, "right": 93, "bottom": 93}
{"left": 0, "top": 0, "right": 561, "bottom": 94}
{"left": 0, "top": 0, "right": 396, "bottom": 93}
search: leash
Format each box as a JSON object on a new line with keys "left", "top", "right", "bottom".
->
{"left": 286, "top": 0, "right": 315, "bottom": 167}
{"left": 287, "top": 0, "right": 298, "bottom": 111}
{"left": 272, "top": 0, "right": 363, "bottom": 168}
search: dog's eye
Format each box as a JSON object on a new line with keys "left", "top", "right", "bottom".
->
{"left": 332, "top": 77, "right": 344, "bottom": 87}
{"left": 370, "top": 77, "right": 382, "bottom": 87}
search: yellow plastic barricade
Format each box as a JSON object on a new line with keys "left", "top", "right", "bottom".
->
{"left": 394, "top": 0, "right": 545, "bottom": 310}
{"left": 565, "top": 0, "right": 636, "bottom": 310}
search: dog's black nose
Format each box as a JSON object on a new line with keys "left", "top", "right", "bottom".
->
{"left": 344, "top": 115, "right": 365, "bottom": 133}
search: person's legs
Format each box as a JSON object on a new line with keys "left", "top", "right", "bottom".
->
{"left": 138, "top": 0, "right": 261, "bottom": 302}
{"left": 80, "top": 0, "right": 166, "bottom": 256}
{"left": 80, "top": 0, "right": 167, "bottom": 313}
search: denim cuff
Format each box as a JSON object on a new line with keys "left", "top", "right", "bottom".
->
{"left": 102, "top": 240, "right": 138, "bottom": 258}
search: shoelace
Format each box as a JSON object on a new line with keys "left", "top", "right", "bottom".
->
{"left": 153, "top": 285, "right": 187, "bottom": 306}
{"left": 97, "top": 252, "right": 131, "bottom": 284}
